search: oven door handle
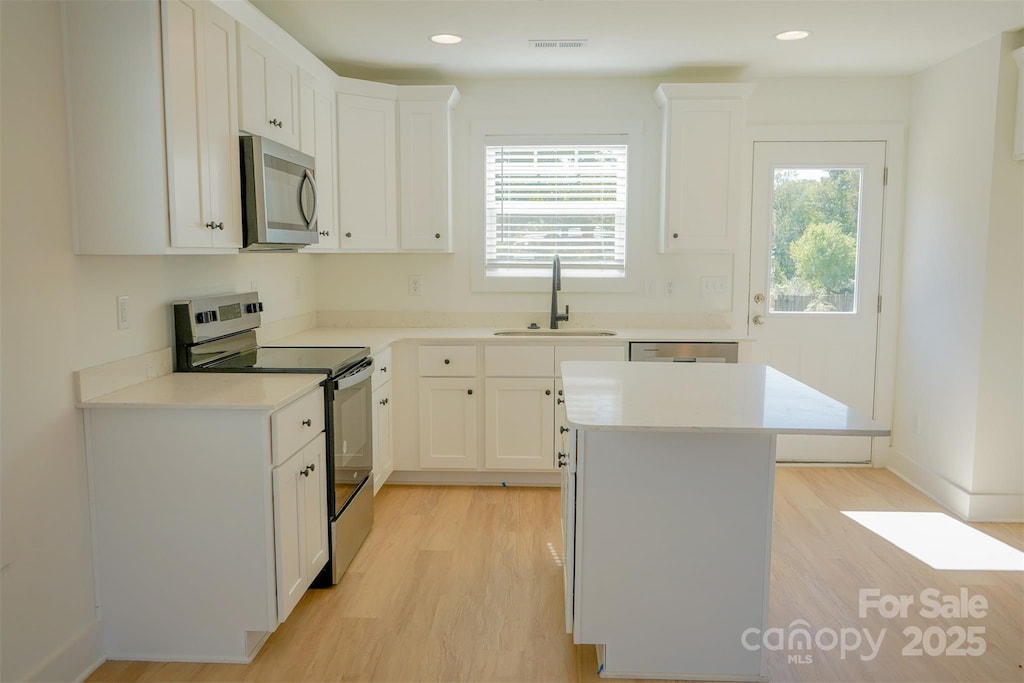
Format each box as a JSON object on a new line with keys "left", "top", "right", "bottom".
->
{"left": 333, "top": 359, "right": 374, "bottom": 391}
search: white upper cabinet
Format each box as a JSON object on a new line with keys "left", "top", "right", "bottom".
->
{"left": 655, "top": 83, "right": 755, "bottom": 252}
{"left": 238, "top": 25, "right": 300, "bottom": 148}
{"left": 62, "top": 0, "right": 236, "bottom": 254}
{"left": 300, "top": 73, "right": 339, "bottom": 252}
{"left": 336, "top": 92, "right": 399, "bottom": 251}
{"left": 397, "top": 86, "right": 460, "bottom": 252}
{"left": 164, "top": 0, "right": 241, "bottom": 249}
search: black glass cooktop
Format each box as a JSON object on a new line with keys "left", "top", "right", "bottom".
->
{"left": 206, "top": 346, "right": 369, "bottom": 376}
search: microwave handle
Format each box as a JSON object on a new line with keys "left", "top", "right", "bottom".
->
{"left": 301, "top": 169, "right": 319, "bottom": 230}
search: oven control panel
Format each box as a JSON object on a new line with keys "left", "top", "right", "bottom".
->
{"left": 173, "top": 292, "right": 263, "bottom": 344}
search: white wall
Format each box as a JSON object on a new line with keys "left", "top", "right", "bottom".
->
{"left": 891, "top": 31, "right": 1024, "bottom": 521}
{"left": 0, "top": 3, "right": 317, "bottom": 680}
{"left": 314, "top": 76, "right": 910, "bottom": 325}
{"left": 972, "top": 32, "right": 1024, "bottom": 498}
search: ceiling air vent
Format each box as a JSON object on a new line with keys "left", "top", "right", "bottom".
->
{"left": 529, "top": 39, "right": 589, "bottom": 49}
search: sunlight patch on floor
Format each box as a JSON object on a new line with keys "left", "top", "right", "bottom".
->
{"left": 841, "top": 511, "right": 1024, "bottom": 571}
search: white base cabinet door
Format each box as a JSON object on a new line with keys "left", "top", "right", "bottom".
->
{"left": 372, "top": 381, "right": 394, "bottom": 493}
{"left": 273, "top": 433, "right": 328, "bottom": 623}
{"left": 484, "top": 377, "right": 555, "bottom": 470}
{"left": 418, "top": 377, "right": 479, "bottom": 468}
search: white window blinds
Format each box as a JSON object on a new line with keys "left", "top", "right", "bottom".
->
{"left": 484, "top": 142, "right": 628, "bottom": 277}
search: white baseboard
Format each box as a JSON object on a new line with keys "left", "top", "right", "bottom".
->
{"left": 387, "top": 470, "right": 560, "bottom": 487}
{"left": 885, "top": 449, "right": 1024, "bottom": 522}
{"left": 25, "top": 619, "right": 104, "bottom": 683}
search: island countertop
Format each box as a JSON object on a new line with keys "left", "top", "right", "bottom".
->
{"left": 560, "top": 361, "right": 890, "bottom": 436}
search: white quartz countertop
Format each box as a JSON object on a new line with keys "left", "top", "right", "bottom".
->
{"left": 561, "top": 361, "right": 891, "bottom": 435}
{"left": 78, "top": 373, "right": 323, "bottom": 410}
{"left": 270, "top": 327, "right": 748, "bottom": 355}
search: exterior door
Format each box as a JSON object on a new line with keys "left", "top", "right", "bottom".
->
{"left": 748, "top": 141, "right": 886, "bottom": 462}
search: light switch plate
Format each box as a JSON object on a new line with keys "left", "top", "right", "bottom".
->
{"left": 700, "top": 276, "right": 729, "bottom": 298}
{"left": 117, "top": 295, "right": 129, "bottom": 330}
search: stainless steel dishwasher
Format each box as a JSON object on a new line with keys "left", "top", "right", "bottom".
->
{"left": 628, "top": 341, "right": 738, "bottom": 363}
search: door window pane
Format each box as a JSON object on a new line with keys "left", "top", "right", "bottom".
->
{"left": 769, "top": 168, "right": 862, "bottom": 313}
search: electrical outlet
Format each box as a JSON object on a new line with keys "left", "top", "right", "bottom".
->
{"left": 117, "top": 295, "right": 129, "bottom": 330}
{"left": 409, "top": 275, "right": 422, "bottom": 296}
{"left": 664, "top": 281, "right": 674, "bottom": 296}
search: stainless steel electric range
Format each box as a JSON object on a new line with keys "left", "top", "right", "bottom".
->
{"left": 173, "top": 291, "right": 373, "bottom": 586}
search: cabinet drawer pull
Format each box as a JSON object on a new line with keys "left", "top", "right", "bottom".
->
{"left": 302, "top": 419, "right": 312, "bottom": 427}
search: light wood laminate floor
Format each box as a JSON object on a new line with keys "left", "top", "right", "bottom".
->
{"left": 88, "top": 469, "right": 1023, "bottom": 683}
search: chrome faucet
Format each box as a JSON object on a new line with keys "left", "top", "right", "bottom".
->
{"left": 550, "top": 255, "right": 570, "bottom": 329}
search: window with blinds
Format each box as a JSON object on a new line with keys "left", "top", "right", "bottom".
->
{"left": 484, "top": 143, "right": 628, "bottom": 277}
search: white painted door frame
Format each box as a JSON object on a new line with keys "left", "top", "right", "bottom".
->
{"left": 741, "top": 124, "right": 906, "bottom": 465}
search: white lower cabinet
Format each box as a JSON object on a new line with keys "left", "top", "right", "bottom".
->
{"left": 405, "top": 342, "right": 625, "bottom": 474}
{"left": 81, "top": 385, "right": 326, "bottom": 662}
{"left": 372, "top": 380, "right": 394, "bottom": 492}
{"left": 418, "top": 377, "right": 479, "bottom": 468}
{"left": 273, "top": 433, "right": 328, "bottom": 622}
{"left": 484, "top": 377, "right": 555, "bottom": 469}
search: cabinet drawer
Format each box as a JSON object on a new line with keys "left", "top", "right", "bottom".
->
{"left": 372, "top": 347, "right": 392, "bottom": 390}
{"left": 554, "top": 345, "right": 626, "bottom": 376}
{"left": 418, "top": 345, "right": 477, "bottom": 376}
{"left": 272, "top": 389, "right": 325, "bottom": 465}
{"left": 485, "top": 345, "right": 554, "bottom": 377}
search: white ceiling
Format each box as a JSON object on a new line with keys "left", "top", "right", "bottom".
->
{"left": 250, "top": 0, "right": 1023, "bottom": 82}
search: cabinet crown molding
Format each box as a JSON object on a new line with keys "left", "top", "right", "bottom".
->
{"left": 654, "top": 83, "right": 757, "bottom": 106}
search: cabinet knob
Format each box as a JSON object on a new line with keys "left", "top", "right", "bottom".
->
{"left": 672, "top": 232, "right": 679, "bottom": 239}
{"left": 557, "top": 397, "right": 565, "bottom": 405}
{"left": 545, "top": 389, "right": 551, "bottom": 396}
{"left": 320, "top": 230, "right": 330, "bottom": 236}
{"left": 345, "top": 232, "right": 352, "bottom": 238}
{"left": 557, "top": 460, "right": 567, "bottom": 468}
{"left": 560, "top": 426, "right": 570, "bottom": 433}
{"left": 467, "top": 389, "right": 473, "bottom": 395}
{"left": 215, "top": 222, "right": 224, "bottom": 230}
{"left": 381, "top": 366, "right": 388, "bottom": 373}
{"left": 444, "top": 358, "right": 450, "bottom": 365}
{"left": 302, "top": 418, "right": 312, "bottom": 427}
{"left": 309, "top": 463, "right": 315, "bottom": 472}
{"left": 300, "top": 466, "right": 310, "bottom": 477}
{"left": 435, "top": 233, "right": 441, "bottom": 239}
{"left": 205, "top": 221, "right": 215, "bottom": 229}
{"left": 379, "top": 398, "right": 389, "bottom": 406}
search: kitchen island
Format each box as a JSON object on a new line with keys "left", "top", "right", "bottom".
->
{"left": 559, "top": 361, "right": 890, "bottom": 681}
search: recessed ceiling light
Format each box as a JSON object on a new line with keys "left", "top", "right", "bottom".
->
{"left": 430, "top": 34, "right": 462, "bottom": 45}
{"left": 775, "top": 30, "right": 810, "bottom": 41}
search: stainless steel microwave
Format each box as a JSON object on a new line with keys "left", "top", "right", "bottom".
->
{"left": 239, "top": 135, "right": 318, "bottom": 251}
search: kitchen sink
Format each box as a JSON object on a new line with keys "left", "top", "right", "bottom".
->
{"left": 493, "top": 329, "right": 617, "bottom": 337}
